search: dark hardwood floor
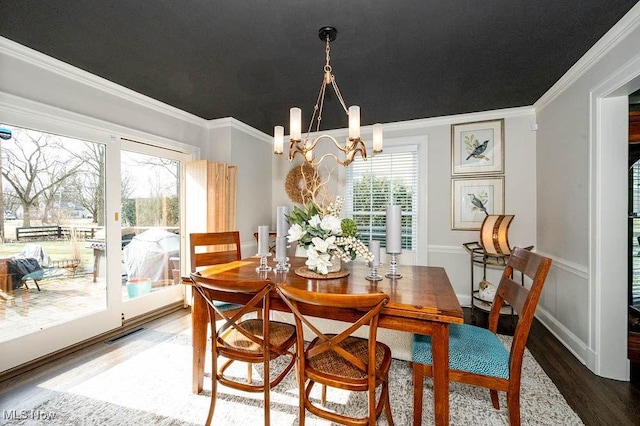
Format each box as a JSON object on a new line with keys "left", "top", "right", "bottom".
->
{"left": 471, "top": 308, "right": 640, "bottom": 425}
{"left": 1, "top": 307, "right": 639, "bottom": 425}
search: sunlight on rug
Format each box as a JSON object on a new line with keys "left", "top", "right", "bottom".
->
{"left": 8, "top": 332, "right": 582, "bottom": 425}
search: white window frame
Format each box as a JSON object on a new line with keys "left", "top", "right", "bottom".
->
{"left": 344, "top": 144, "right": 419, "bottom": 252}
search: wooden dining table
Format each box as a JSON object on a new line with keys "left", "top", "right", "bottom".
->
{"left": 187, "top": 256, "right": 463, "bottom": 425}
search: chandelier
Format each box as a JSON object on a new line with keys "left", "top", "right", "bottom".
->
{"left": 273, "top": 26, "right": 383, "bottom": 167}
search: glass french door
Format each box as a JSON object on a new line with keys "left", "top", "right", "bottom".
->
{"left": 117, "top": 139, "right": 185, "bottom": 321}
{"left": 0, "top": 124, "right": 189, "bottom": 374}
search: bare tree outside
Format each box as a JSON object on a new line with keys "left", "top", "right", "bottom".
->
{"left": 66, "top": 143, "right": 137, "bottom": 227}
{"left": 121, "top": 151, "right": 178, "bottom": 228}
{"left": 2, "top": 130, "right": 84, "bottom": 227}
{"left": 2, "top": 185, "right": 21, "bottom": 217}
{"left": 66, "top": 143, "right": 105, "bottom": 226}
{"left": 137, "top": 156, "right": 179, "bottom": 200}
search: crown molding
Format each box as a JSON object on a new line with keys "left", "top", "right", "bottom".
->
{"left": 381, "top": 106, "right": 535, "bottom": 133}
{"left": 1, "top": 35, "right": 538, "bottom": 144}
{"left": 207, "top": 117, "right": 272, "bottom": 143}
{"left": 0, "top": 36, "right": 207, "bottom": 128}
{"left": 535, "top": 3, "right": 640, "bottom": 112}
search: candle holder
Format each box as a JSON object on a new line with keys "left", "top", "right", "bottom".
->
{"left": 385, "top": 253, "right": 403, "bottom": 279}
{"left": 274, "top": 256, "right": 290, "bottom": 272}
{"left": 367, "top": 240, "right": 381, "bottom": 281}
{"left": 274, "top": 236, "right": 290, "bottom": 272}
{"left": 366, "top": 262, "right": 382, "bottom": 281}
{"left": 256, "top": 253, "right": 272, "bottom": 272}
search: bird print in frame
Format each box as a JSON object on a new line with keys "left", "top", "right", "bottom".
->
{"left": 468, "top": 191, "right": 489, "bottom": 216}
{"left": 451, "top": 119, "right": 504, "bottom": 175}
{"left": 452, "top": 177, "right": 504, "bottom": 230}
{"left": 464, "top": 136, "right": 489, "bottom": 161}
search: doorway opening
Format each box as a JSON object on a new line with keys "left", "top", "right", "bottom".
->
{"left": 628, "top": 88, "right": 640, "bottom": 380}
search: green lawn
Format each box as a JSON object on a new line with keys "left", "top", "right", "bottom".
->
{"left": 0, "top": 240, "right": 92, "bottom": 258}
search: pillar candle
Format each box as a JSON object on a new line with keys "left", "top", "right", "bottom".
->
{"left": 368, "top": 240, "right": 381, "bottom": 266}
{"left": 277, "top": 205, "right": 290, "bottom": 238}
{"left": 275, "top": 236, "right": 288, "bottom": 261}
{"left": 257, "top": 225, "right": 270, "bottom": 256}
{"left": 385, "top": 205, "right": 402, "bottom": 254}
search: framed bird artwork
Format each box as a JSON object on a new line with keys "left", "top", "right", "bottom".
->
{"left": 451, "top": 176, "right": 505, "bottom": 230}
{"left": 451, "top": 119, "right": 504, "bottom": 175}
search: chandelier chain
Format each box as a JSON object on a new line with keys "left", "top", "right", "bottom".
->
{"left": 311, "top": 79, "right": 327, "bottom": 135}
{"left": 324, "top": 39, "right": 348, "bottom": 114}
{"left": 331, "top": 75, "right": 349, "bottom": 114}
{"left": 324, "top": 39, "right": 332, "bottom": 73}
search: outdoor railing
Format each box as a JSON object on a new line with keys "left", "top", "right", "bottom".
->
{"left": 16, "top": 225, "right": 99, "bottom": 241}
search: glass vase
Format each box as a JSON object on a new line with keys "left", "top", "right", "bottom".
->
{"left": 327, "top": 253, "right": 341, "bottom": 273}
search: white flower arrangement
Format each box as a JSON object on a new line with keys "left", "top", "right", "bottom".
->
{"left": 286, "top": 196, "right": 373, "bottom": 275}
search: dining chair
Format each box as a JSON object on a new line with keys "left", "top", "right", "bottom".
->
{"left": 189, "top": 231, "right": 247, "bottom": 314}
{"left": 190, "top": 272, "right": 297, "bottom": 426}
{"left": 190, "top": 231, "right": 243, "bottom": 272}
{"left": 276, "top": 283, "right": 394, "bottom": 426}
{"left": 412, "top": 246, "right": 552, "bottom": 426}
{"left": 188, "top": 232, "right": 259, "bottom": 383}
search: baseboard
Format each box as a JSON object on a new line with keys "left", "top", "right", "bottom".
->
{"left": 534, "top": 305, "right": 589, "bottom": 366}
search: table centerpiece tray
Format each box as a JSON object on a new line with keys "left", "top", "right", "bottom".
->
{"left": 294, "top": 266, "right": 350, "bottom": 279}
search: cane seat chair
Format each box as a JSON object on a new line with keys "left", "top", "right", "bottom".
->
{"left": 190, "top": 272, "right": 297, "bottom": 426}
{"left": 189, "top": 231, "right": 251, "bottom": 316}
{"left": 277, "top": 284, "right": 394, "bottom": 426}
{"left": 187, "top": 233, "right": 261, "bottom": 398}
{"left": 412, "top": 247, "right": 552, "bottom": 425}
{"left": 190, "top": 231, "right": 243, "bottom": 274}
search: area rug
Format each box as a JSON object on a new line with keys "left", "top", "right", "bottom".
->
{"left": 6, "top": 332, "right": 582, "bottom": 425}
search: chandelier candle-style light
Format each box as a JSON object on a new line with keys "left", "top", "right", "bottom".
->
{"left": 274, "top": 26, "right": 383, "bottom": 167}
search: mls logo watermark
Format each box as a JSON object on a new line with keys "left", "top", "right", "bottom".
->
{"left": 3, "top": 409, "right": 57, "bottom": 421}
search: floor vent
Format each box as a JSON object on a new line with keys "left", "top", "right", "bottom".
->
{"left": 104, "top": 327, "right": 145, "bottom": 344}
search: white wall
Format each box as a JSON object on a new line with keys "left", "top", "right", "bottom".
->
{"left": 206, "top": 119, "right": 273, "bottom": 255}
{"left": 534, "top": 5, "right": 640, "bottom": 379}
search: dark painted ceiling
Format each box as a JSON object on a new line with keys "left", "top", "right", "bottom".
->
{"left": 0, "top": 1, "right": 638, "bottom": 135}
